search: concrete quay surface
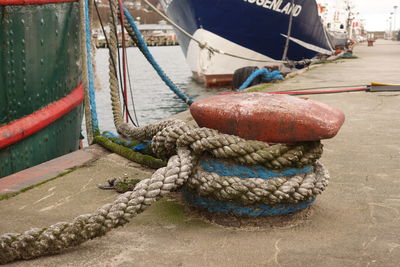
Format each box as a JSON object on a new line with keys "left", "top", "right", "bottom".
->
{"left": 0, "top": 39, "right": 399, "bottom": 266}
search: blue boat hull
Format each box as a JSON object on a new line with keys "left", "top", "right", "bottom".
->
{"left": 160, "top": 0, "right": 336, "bottom": 85}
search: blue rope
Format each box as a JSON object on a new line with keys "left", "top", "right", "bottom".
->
{"left": 102, "top": 131, "right": 136, "bottom": 147}
{"left": 238, "top": 69, "right": 284, "bottom": 91}
{"left": 84, "top": 0, "right": 99, "bottom": 132}
{"left": 183, "top": 190, "right": 314, "bottom": 217}
{"left": 200, "top": 158, "right": 313, "bottom": 179}
{"left": 122, "top": 6, "right": 194, "bottom": 105}
{"left": 102, "top": 131, "right": 152, "bottom": 152}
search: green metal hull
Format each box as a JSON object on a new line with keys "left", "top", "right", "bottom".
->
{"left": 0, "top": 2, "right": 84, "bottom": 177}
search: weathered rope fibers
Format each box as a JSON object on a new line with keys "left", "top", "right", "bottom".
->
{"left": 0, "top": 119, "right": 327, "bottom": 264}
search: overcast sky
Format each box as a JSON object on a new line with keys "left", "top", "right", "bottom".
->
{"left": 353, "top": 0, "right": 399, "bottom": 31}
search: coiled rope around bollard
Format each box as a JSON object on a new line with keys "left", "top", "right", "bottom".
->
{"left": 0, "top": 118, "right": 327, "bottom": 264}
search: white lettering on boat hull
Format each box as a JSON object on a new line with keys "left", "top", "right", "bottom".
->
{"left": 244, "top": 0, "right": 303, "bottom": 17}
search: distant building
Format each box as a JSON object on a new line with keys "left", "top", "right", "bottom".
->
{"left": 92, "top": 22, "right": 178, "bottom": 47}
{"left": 94, "top": 0, "right": 164, "bottom": 25}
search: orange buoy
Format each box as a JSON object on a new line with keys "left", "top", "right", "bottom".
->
{"left": 190, "top": 93, "right": 345, "bottom": 143}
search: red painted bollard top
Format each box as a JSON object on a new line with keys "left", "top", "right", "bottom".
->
{"left": 190, "top": 93, "right": 345, "bottom": 143}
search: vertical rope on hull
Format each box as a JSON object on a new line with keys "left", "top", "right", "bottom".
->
{"left": 108, "top": 0, "right": 124, "bottom": 129}
{"left": 79, "top": 0, "right": 94, "bottom": 144}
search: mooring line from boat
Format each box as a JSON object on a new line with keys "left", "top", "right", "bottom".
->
{"left": 117, "top": 0, "right": 129, "bottom": 123}
{"left": 89, "top": 0, "right": 193, "bottom": 158}
{"left": 93, "top": 0, "right": 131, "bottom": 128}
{"left": 83, "top": 0, "right": 99, "bottom": 133}
{"left": 107, "top": 0, "right": 123, "bottom": 128}
{"left": 80, "top": 0, "right": 94, "bottom": 143}
{"left": 108, "top": 0, "right": 139, "bottom": 127}
{"left": 122, "top": 6, "right": 193, "bottom": 105}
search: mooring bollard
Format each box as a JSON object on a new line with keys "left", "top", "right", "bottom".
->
{"left": 0, "top": 93, "right": 345, "bottom": 263}
{"left": 367, "top": 39, "right": 374, "bottom": 46}
{"left": 186, "top": 92, "right": 345, "bottom": 223}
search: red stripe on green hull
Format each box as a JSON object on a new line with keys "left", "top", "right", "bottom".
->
{"left": 0, "top": 83, "right": 84, "bottom": 150}
{"left": 1, "top": 2, "right": 84, "bottom": 177}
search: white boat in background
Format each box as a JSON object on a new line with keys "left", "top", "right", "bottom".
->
{"left": 158, "top": 0, "right": 357, "bottom": 87}
{"left": 317, "top": 0, "right": 365, "bottom": 45}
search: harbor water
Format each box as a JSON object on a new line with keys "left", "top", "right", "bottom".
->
{"left": 91, "top": 46, "right": 228, "bottom": 135}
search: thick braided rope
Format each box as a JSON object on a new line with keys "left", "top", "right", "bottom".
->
{"left": 183, "top": 191, "right": 316, "bottom": 217}
{"left": 117, "top": 121, "right": 322, "bottom": 170}
{"left": 151, "top": 121, "right": 196, "bottom": 157}
{"left": 151, "top": 125, "right": 323, "bottom": 169}
{"left": 0, "top": 148, "right": 194, "bottom": 264}
{"left": 117, "top": 120, "right": 186, "bottom": 142}
{"left": 0, "top": 120, "right": 325, "bottom": 264}
{"left": 83, "top": 0, "right": 99, "bottom": 133}
{"left": 80, "top": 0, "right": 94, "bottom": 144}
{"left": 186, "top": 162, "right": 329, "bottom": 205}
{"left": 108, "top": 0, "right": 182, "bottom": 140}
{"left": 108, "top": 0, "right": 123, "bottom": 128}
{"left": 177, "top": 128, "right": 323, "bottom": 169}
